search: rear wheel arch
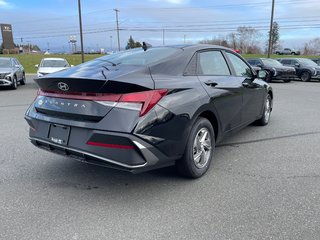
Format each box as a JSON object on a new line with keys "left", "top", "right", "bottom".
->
{"left": 268, "top": 90, "right": 273, "bottom": 100}
{"left": 198, "top": 110, "right": 219, "bottom": 141}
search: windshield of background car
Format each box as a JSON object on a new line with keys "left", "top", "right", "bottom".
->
{"left": 0, "top": 59, "right": 12, "bottom": 68}
{"left": 41, "top": 60, "right": 69, "bottom": 67}
{"left": 297, "top": 58, "right": 318, "bottom": 66}
{"left": 83, "top": 47, "right": 182, "bottom": 67}
{"left": 261, "top": 59, "right": 283, "bottom": 67}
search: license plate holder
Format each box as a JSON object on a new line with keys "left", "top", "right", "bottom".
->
{"left": 48, "top": 124, "right": 70, "bottom": 146}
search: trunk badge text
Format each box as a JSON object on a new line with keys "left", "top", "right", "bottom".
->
{"left": 57, "top": 82, "right": 69, "bottom": 91}
{"left": 37, "top": 98, "right": 86, "bottom": 108}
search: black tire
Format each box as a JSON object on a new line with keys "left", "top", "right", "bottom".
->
{"left": 176, "top": 117, "right": 215, "bottom": 178}
{"left": 20, "top": 73, "right": 26, "bottom": 85}
{"left": 283, "top": 79, "right": 291, "bottom": 83}
{"left": 291, "top": 52, "right": 295, "bottom": 55}
{"left": 256, "top": 94, "right": 272, "bottom": 126}
{"left": 300, "top": 71, "right": 311, "bottom": 82}
{"left": 11, "top": 76, "right": 18, "bottom": 90}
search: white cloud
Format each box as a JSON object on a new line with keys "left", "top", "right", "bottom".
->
{"left": 0, "top": 0, "right": 13, "bottom": 9}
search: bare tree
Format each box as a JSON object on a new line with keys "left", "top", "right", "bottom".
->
{"left": 237, "top": 26, "right": 261, "bottom": 54}
{"left": 303, "top": 38, "right": 320, "bottom": 55}
{"left": 199, "top": 38, "right": 230, "bottom": 48}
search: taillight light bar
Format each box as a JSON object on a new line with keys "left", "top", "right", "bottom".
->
{"left": 37, "top": 89, "right": 168, "bottom": 116}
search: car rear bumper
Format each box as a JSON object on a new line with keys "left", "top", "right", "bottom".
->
{"left": 25, "top": 116, "right": 176, "bottom": 173}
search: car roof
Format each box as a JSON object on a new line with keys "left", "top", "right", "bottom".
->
{"left": 149, "top": 44, "right": 234, "bottom": 52}
{"left": 279, "top": 58, "right": 299, "bottom": 60}
{"left": 41, "top": 58, "right": 67, "bottom": 61}
{"left": 0, "top": 57, "right": 13, "bottom": 60}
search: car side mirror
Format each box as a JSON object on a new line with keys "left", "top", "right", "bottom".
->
{"left": 15, "top": 64, "right": 20, "bottom": 68}
{"left": 257, "top": 70, "right": 268, "bottom": 80}
{"left": 35, "top": 64, "right": 39, "bottom": 68}
{"left": 257, "top": 64, "right": 262, "bottom": 67}
{"left": 294, "top": 63, "right": 300, "bottom": 67}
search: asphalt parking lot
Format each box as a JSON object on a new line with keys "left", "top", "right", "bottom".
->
{"left": 1, "top": 75, "right": 320, "bottom": 240}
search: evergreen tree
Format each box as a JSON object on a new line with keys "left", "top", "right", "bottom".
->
{"left": 125, "top": 36, "right": 142, "bottom": 49}
{"left": 267, "top": 21, "right": 280, "bottom": 52}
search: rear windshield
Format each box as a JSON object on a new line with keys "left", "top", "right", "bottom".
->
{"left": 41, "top": 60, "right": 69, "bottom": 67}
{"left": 84, "top": 47, "right": 181, "bottom": 67}
{"left": 261, "top": 58, "right": 283, "bottom": 67}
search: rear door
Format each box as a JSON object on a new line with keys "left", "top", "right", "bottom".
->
{"left": 196, "top": 50, "right": 243, "bottom": 133}
{"left": 224, "top": 51, "right": 265, "bottom": 125}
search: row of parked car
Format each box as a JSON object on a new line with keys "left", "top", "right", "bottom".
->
{"left": 247, "top": 57, "right": 320, "bottom": 82}
{"left": 1, "top": 54, "right": 320, "bottom": 90}
{"left": 0, "top": 57, "right": 72, "bottom": 89}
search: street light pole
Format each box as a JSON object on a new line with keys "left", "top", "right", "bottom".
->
{"left": 78, "top": 0, "right": 84, "bottom": 63}
{"left": 267, "top": 0, "right": 275, "bottom": 58}
{"left": 162, "top": 29, "right": 165, "bottom": 46}
{"left": 114, "top": 9, "right": 120, "bottom": 51}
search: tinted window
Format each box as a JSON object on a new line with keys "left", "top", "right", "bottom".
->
{"left": 226, "top": 52, "right": 251, "bottom": 77}
{"left": 247, "top": 59, "right": 256, "bottom": 65}
{"left": 281, "top": 59, "right": 291, "bottom": 65}
{"left": 198, "top": 51, "right": 230, "bottom": 75}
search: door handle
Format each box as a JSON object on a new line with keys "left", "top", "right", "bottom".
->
{"left": 204, "top": 81, "right": 218, "bottom": 87}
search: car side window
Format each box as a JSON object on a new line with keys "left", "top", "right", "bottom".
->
{"left": 291, "top": 60, "right": 298, "bottom": 66}
{"left": 247, "top": 59, "right": 256, "bottom": 66}
{"left": 197, "top": 51, "right": 230, "bottom": 76}
{"left": 15, "top": 59, "right": 21, "bottom": 65}
{"left": 281, "top": 59, "right": 291, "bottom": 65}
{"left": 13, "top": 59, "right": 19, "bottom": 66}
{"left": 226, "top": 52, "right": 252, "bottom": 77}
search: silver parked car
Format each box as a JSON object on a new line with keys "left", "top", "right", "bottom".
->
{"left": 0, "top": 57, "right": 26, "bottom": 89}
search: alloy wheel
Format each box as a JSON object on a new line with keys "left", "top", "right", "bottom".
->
{"left": 193, "top": 127, "right": 212, "bottom": 169}
{"left": 264, "top": 97, "right": 271, "bottom": 123}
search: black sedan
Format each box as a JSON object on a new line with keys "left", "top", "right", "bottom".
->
{"left": 247, "top": 58, "right": 296, "bottom": 83}
{"left": 25, "top": 45, "right": 273, "bottom": 178}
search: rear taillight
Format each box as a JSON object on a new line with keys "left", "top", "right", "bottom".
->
{"left": 96, "top": 90, "right": 167, "bottom": 116}
{"left": 37, "top": 89, "right": 168, "bottom": 116}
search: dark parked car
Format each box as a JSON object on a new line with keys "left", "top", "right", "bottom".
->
{"left": 278, "top": 58, "right": 320, "bottom": 82}
{"left": 0, "top": 57, "right": 26, "bottom": 89}
{"left": 247, "top": 58, "right": 296, "bottom": 83}
{"left": 25, "top": 45, "right": 273, "bottom": 178}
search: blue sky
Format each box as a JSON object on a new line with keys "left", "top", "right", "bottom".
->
{"left": 1, "top": 0, "right": 320, "bottom": 52}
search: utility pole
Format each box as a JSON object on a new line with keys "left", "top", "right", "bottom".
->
{"left": 110, "top": 35, "right": 113, "bottom": 51}
{"left": 78, "top": 0, "right": 84, "bottom": 63}
{"left": 267, "top": 0, "right": 275, "bottom": 58}
{"left": 162, "top": 29, "right": 165, "bottom": 46}
{"left": 114, "top": 9, "right": 120, "bottom": 51}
